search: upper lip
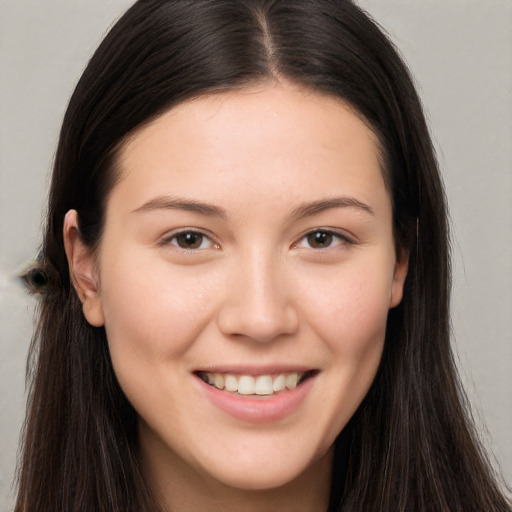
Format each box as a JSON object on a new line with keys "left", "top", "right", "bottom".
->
{"left": 193, "top": 365, "right": 317, "bottom": 376}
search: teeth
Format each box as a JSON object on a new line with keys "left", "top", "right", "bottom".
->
{"left": 200, "top": 371, "right": 306, "bottom": 395}
{"left": 225, "top": 374, "right": 238, "bottom": 392}
{"left": 285, "top": 372, "right": 298, "bottom": 389}
{"left": 238, "top": 376, "right": 255, "bottom": 395}
{"left": 255, "top": 375, "right": 273, "bottom": 395}
{"left": 272, "top": 374, "right": 286, "bottom": 392}
{"left": 213, "top": 373, "right": 225, "bottom": 390}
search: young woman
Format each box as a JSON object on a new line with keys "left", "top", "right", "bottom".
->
{"left": 15, "top": 1, "right": 511, "bottom": 511}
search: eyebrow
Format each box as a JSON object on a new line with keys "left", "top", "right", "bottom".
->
{"left": 131, "top": 195, "right": 374, "bottom": 220}
{"left": 132, "top": 196, "right": 228, "bottom": 219}
{"left": 290, "top": 197, "right": 374, "bottom": 220}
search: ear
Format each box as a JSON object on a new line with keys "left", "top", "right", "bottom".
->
{"left": 389, "top": 249, "right": 409, "bottom": 308}
{"left": 63, "top": 210, "right": 105, "bottom": 327}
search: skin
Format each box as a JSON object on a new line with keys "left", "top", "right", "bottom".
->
{"left": 65, "top": 81, "right": 408, "bottom": 511}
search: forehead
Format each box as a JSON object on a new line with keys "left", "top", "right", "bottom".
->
{"left": 112, "top": 82, "right": 388, "bottom": 217}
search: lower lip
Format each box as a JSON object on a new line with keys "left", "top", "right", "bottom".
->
{"left": 196, "top": 375, "right": 316, "bottom": 424}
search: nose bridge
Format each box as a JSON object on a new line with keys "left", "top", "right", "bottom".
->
{"left": 217, "top": 245, "right": 299, "bottom": 342}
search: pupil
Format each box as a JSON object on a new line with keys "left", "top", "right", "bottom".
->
{"left": 177, "top": 232, "right": 202, "bottom": 249}
{"left": 308, "top": 231, "right": 332, "bottom": 248}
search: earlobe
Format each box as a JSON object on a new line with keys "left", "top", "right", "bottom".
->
{"left": 63, "top": 210, "right": 105, "bottom": 327}
{"left": 389, "top": 250, "right": 409, "bottom": 308}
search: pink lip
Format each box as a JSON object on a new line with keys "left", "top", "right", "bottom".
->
{"left": 195, "top": 373, "right": 317, "bottom": 424}
{"left": 194, "top": 364, "right": 313, "bottom": 375}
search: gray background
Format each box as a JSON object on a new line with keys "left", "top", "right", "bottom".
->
{"left": 1, "top": 1, "right": 511, "bottom": 509}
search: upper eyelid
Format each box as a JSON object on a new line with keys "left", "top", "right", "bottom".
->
{"left": 157, "top": 227, "right": 356, "bottom": 248}
{"left": 294, "top": 228, "right": 356, "bottom": 245}
{"left": 158, "top": 228, "right": 217, "bottom": 246}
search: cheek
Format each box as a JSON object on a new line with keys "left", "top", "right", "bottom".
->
{"left": 298, "top": 258, "right": 393, "bottom": 353}
{"left": 299, "top": 262, "right": 392, "bottom": 443}
{"left": 98, "top": 251, "right": 221, "bottom": 375}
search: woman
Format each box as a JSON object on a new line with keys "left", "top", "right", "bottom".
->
{"left": 15, "top": 1, "right": 511, "bottom": 510}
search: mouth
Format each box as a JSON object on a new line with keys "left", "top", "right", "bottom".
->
{"left": 195, "top": 370, "right": 317, "bottom": 396}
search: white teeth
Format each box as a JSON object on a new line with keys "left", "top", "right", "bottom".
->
{"left": 285, "top": 372, "right": 298, "bottom": 390}
{"left": 225, "top": 374, "right": 238, "bottom": 392}
{"left": 238, "top": 376, "right": 256, "bottom": 395}
{"left": 213, "top": 373, "right": 225, "bottom": 390}
{"left": 201, "top": 371, "right": 306, "bottom": 395}
{"left": 272, "top": 374, "right": 286, "bottom": 392}
{"left": 255, "top": 375, "right": 273, "bottom": 395}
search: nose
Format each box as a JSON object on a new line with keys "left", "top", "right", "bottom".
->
{"left": 216, "top": 251, "right": 299, "bottom": 343}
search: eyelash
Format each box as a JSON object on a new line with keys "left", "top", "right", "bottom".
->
{"left": 160, "top": 228, "right": 353, "bottom": 251}
{"left": 294, "top": 229, "right": 354, "bottom": 250}
{"left": 160, "top": 230, "right": 218, "bottom": 251}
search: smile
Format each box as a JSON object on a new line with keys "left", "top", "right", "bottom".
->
{"left": 196, "top": 371, "right": 316, "bottom": 396}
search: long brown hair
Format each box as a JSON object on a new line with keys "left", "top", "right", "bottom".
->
{"left": 16, "top": 1, "right": 511, "bottom": 510}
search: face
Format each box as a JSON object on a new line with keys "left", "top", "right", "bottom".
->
{"left": 66, "top": 82, "right": 407, "bottom": 492}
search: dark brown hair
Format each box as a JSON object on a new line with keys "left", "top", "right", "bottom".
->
{"left": 16, "top": 1, "right": 511, "bottom": 511}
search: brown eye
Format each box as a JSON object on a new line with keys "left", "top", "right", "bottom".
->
{"left": 306, "top": 231, "right": 334, "bottom": 249}
{"left": 173, "top": 232, "right": 205, "bottom": 249}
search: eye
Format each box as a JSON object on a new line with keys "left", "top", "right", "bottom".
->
{"left": 164, "top": 230, "right": 217, "bottom": 250}
{"left": 296, "top": 229, "right": 351, "bottom": 249}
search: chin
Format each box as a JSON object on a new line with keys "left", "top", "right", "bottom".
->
{"left": 194, "top": 440, "right": 333, "bottom": 492}
{"left": 215, "top": 466, "right": 303, "bottom": 491}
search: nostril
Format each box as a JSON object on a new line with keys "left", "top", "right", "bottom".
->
{"left": 216, "top": 264, "right": 299, "bottom": 342}
{"left": 217, "top": 304, "right": 299, "bottom": 343}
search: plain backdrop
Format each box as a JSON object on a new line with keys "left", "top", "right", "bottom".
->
{"left": 1, "top": 1, "right": 511, "bottom": 510}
